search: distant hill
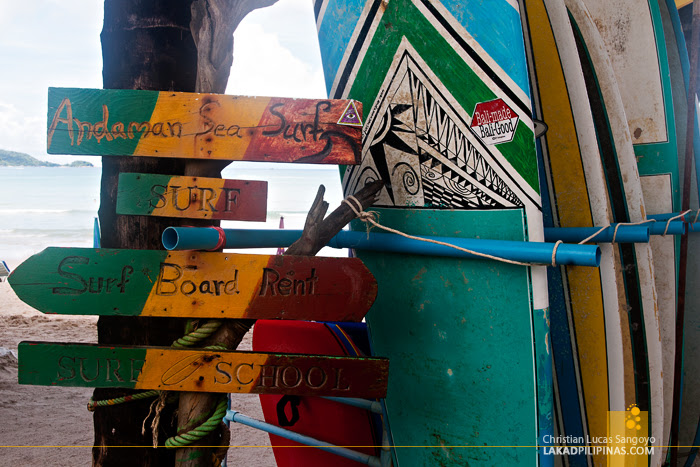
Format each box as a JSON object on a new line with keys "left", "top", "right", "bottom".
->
{"left": 0, "top": 149, "right": 93, "bottom": 167}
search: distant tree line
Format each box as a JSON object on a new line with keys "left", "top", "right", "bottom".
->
{"left": 0, "top": 149, "right": 93, "bottom": 167}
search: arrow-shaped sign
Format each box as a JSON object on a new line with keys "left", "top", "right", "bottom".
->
{"left": 47, "top": 87, "right": 362, "bottom": 164}
{"left": 19, "top": 342, "right": 389, "bottom": 398}
{"left": 9, "top": 248, "right": 376, "bottom": 321}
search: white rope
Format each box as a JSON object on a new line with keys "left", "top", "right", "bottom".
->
{"left": 551, "top": 241, "right": 563, "bottom": 267}
{"left": 663, "top": 210, "right": 691, "bottom": 236}
{"left": 578, "top": 225, "right": 609, "bottom": 245}
{"left": 343, "top": 195, "right": 542, "bottom": 267}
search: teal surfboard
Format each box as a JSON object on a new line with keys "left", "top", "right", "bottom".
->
{"left": 315, "top": 1, "right": 550, "bottom": 464}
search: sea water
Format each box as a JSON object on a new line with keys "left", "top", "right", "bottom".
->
{"left": 0, "top": 163, "right": 345, "bottom": 269}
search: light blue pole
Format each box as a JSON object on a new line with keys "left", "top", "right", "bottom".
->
{"left": 223, "top": 410, "right": 381, "bottom": 467}
{"left": 162, "top": 227, "right": 601, "bottom": 267}
{"left": 321, "top": 397, "right": 383, "bottom": 414}
{"left": 544, "top": 225, "right": 650, "bottom": 243}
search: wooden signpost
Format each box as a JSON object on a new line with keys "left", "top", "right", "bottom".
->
{"left": 16, "top": 82, "right": 383, "bottom": 459}
{"left": 18, "top": 342, "right": 389, "bottom": 398}
{"left": 116, "top": 173, "right": 267, "bottom": 221}
{"left": 47, "top": 87, "right": 362, "bottom": 164}
{"left": 8, "top": 247, "right": 377, "bottom": 321}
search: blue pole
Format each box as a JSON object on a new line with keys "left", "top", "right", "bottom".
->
{"left": 93, "top": 217, "right": 101, "bottom": 248}
{"left": 648, "top": 212, "right": 692, "bottom": 221}
{"left": 648, "top": 221, "right": 687, "bottom": 236}
{"left": 162, "top": 227, "right": 601, "bottom": 267}
{"left": 223, "top": 410, "right": 381, "bottom": 467}
{"left": 647, "top": 212, "right": 698, "bottom": 232}
{"left": 544, "top": 225, "right": 650, "bottom": 243}
{"left": 321, "top": 397, "right": 383, "bottom": 414}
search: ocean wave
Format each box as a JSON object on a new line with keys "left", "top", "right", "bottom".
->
{"left": 0, "top": 228, "right": 91, "bottom": 237}
{"left": 0, "top": 208, "right": 74, "bottom": 214}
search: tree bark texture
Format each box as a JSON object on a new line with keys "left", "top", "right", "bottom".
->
{"left": 95, "top": 1, "right": 281, "bottom": 465}
{"left": 175, "top": 1, "right": 280, "bottom": 466}
{"left": 94, "top": 2, "right": 197, "bottom": 466}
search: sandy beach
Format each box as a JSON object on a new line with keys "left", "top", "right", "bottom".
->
{"left": 0, "top": 282, "right": 275, "bottom": 466}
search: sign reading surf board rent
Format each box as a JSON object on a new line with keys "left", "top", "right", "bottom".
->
{"left": 8, "top": 248, "right": 376, "bottom": 321}
{"left": 116, "top": 173, "right": 267, "bottom": 221}
{"left": 46, "top": 87, "right": 363, "bottom": 164}
{"left": 18, "top": 342, "right": 389, "bottom": 398}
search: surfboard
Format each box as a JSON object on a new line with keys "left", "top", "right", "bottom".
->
{"left": 315, "top": 0, "right": 550, "bottom": 464}
{"left": 579, "top": 1, "right": 681, "bottom": 459}
{"left": 565, "top": 0, "right": 664, "bottom": 463}
{"left": 252, "top": 320, "right": 381, "bottom": 467}
{"left": 521, "top": 1, "right": 630, "bottom": 465}
{"left": 658, "top": 0, "right": 700, "bottom": 463}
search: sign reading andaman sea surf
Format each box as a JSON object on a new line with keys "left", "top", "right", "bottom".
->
{"left": 46, "top": 87, "right": 362, "bottom": 163}
{"left": 8, "top": 248, "right": 376, "bottom": 321}
{"left": 116, "top": 173, "right": 267, "bottom": 221}
{"left": 18, "top": 342, "right": 389, "bottom": 397}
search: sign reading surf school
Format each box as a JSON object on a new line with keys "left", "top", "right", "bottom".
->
{"left": 46, "top": 87, "right": 362, "bottom": 164}
{"left": 8, "top": 248, "right": 376, "bottom": 321}
{"left": 470, "top": 98, "right": 519, "bottom": 145}
{"left": 116, "top": 173, "right": 267, "bottom": 221}
{"left": 18, "top": 342, "right": 389, "bottom": 398}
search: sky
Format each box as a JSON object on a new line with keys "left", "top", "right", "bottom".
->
{"left": 0, "top": 0, "right": 327, "bottom": 165}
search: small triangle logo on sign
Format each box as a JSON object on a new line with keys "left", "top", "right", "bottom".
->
{"left": 338, "top": 100, "right": 363, "bottom": 127}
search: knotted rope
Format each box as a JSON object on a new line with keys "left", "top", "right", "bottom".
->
{"left": 88, "top": 319, "right": 229, "bottom": 448}
{"left": 342, "top": 195, "right": 545, "bottom": 266}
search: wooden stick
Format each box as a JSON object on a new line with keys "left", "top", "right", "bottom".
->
{"left": 671, "top": 1, "right": 700, "bottom": 465}
{"left": 174, "top": 180, "right": 383, "bottom": 465}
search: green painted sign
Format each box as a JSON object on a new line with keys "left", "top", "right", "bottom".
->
{"left": 116, "top": 173, "right": 268, "bottom": 221}
{"left": 46, "top": 87, "right": 362, "bottom": 164}
{"left": 8, "top": 248, "right": 376, "bottom": 321}
{"left": 19, "top": 342, "right": 389, "bottom": 397}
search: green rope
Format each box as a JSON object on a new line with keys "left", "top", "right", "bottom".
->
{"left": 88, "top": 319, "right": 231, "bottom": 452}
{"left": 172, "top": 320, "right": 223, "bottom": 349}
{"left": 165, "top": 396, "right": 228, "bottom": 448}
{"left": 87, "top": 390, "right": 160, "bottom": 412}
{"left": 88, "top": 320, "right": 224, "bottom": 410}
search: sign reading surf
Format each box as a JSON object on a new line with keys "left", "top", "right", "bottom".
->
{"left": 116, "top": 173, "right": 268, "bottom": 221}
{"left": 470, "top": 98, "right": 519, "bottom": 145}
{"left": 46, "top": 87, "right": 362, "bottom": 164}
{"left": 8, "top": 248, "right": 376, "bottom": 321}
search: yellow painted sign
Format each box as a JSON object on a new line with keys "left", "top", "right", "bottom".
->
{"left": 9, "top": 248, "right": 377, "bottom": 321}
{"left": 116, "top": 173, "right": 267, "bottom": 221}
{"left": 19, "top": 342, "right": 389, "bottom": 398}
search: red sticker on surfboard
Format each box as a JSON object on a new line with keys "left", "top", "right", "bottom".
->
{"left": 470, "top": 98, "right": 519, "bottom": 145}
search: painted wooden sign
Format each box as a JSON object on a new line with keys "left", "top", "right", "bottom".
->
{"left": 8, "top": 248, "right": 376, "bottom": 321}
{"left": 116, "top": 173, "right": 267, "bottom": 221}
{"left": 18, "top": 342, "right": 389, "bottom": 397}
{"left": 46, "top": 87, "right": 362, "bottom": 164}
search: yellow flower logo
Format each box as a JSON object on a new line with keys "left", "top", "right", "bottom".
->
{"left": 625, "top": 404, "right": 642, "bottom": 431}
